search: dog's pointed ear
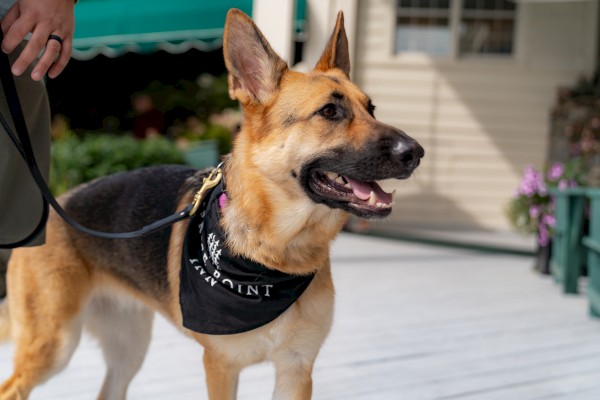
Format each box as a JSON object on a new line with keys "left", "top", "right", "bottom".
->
{"left": 314, "top": 11, "right": 350, "bottom": 77}
{"left": 223, "top": 9, "right": 288, "bottom": 105}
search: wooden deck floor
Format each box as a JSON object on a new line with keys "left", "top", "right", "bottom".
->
{"left": 1, "top": 233, "right": 600, "bottom": 399}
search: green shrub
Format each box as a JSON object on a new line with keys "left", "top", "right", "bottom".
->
{"left": 203, "top": 124, "right": 232, "bottom": 155}
{"left": 50, "top": 134, "right": 186, "bottom": 195}
{"left": 145, "top": 73, "right": 238, "bottom": 122}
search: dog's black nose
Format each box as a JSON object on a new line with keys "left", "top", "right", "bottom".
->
{"left": 393, "top": 140, "right": 424, "bottom": 171}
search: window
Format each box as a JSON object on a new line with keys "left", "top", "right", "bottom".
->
{"left": 395, "top": 0, "right": 517, "bottom": 57}
{"left": 396, "top": 0, "right": 452, "bottom": 56}
{"left": 460, "top": 0, "right": 517, "bottom": 55}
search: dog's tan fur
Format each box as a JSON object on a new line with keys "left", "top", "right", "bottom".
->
{"left": 0, "top": 9, "right": 423, "bottom": 400}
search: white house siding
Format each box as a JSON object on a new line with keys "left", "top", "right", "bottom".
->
{"left": 353, "top": 0, "right": 598, "bottom": 231}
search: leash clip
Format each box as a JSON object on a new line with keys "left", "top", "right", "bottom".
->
{"left": 190, "top": 165, "right": 223, "bottom": 216}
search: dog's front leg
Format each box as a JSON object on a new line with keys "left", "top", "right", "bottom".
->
{"left": 203, "top": 348, "right": 240, "bottom": 400}
{"left": 272, "top": 355, "right": 314, "bottom": 400}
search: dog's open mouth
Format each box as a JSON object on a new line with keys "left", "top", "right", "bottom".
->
{"left": 308, "top": 170, "right": 395, "bottom": 218}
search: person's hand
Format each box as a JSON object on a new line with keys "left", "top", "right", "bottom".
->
{"left": 0, "top": 0, "right": 75, "bottom": 81}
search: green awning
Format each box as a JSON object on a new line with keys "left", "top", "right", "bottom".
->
{"left": 73, "top": 0, "right": 306, "bottom": 61}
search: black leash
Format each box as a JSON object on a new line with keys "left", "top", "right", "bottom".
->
{"left": 0, "top": 36, "right": 222, "bottom": 247}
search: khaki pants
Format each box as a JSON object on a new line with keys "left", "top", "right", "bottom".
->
{"left": 0, "top": 44, "right": 51, "bottom": 296}
{"left": 0, "top": 43, "right": 51, "bottom": 247}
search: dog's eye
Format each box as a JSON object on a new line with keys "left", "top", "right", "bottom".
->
{"left": 319, "top": 104, "right": 338, "bottom": 119}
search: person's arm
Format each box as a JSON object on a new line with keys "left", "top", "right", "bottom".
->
{"left": 0, "top": 0, "right": 75, "bottom": 81}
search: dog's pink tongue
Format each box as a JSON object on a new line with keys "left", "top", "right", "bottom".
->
{"left": 345, "top": 177, "right": 393, "bottom": 204}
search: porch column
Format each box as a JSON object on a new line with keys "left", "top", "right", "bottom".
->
{"left": 300, "top": 0, "right": 358, "bottom": 77}
{"left": 252, "top": 0, "right": 296, "bottom": 63}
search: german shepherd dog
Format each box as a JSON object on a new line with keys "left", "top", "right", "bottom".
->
{"left": 0, "top": 9, "right": 423, "bottom": 400}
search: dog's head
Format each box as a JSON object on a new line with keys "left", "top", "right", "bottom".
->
{"left": 223, "top": 9, "right": 424, "bottom": 219}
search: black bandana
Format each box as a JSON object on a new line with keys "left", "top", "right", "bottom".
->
{"left": 180, "top": 181, "right": 315, "bottom": 335}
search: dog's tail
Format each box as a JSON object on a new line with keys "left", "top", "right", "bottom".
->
{"left": 0, "top": 299, "right": 10, "bottom": 342}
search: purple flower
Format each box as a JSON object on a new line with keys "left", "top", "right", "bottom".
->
{"left": 558, "top": 179, "right": 568, "bottom": 190}
{"left": 558, "top": 179, "right": 579, "bottom": 190}
{"left": 538, "top": 224, "right": 550, "bottom": 246}
{"left": 516, "top": 165, "right": 547, "bottom": 197}
{"left": 529, "top": 205, "right": 541, "bottom": 218}
{"left": 547, "top": 162, "right": 564, "bottom": 181}
{"left": 542, "top": 214, "right": 556, "bottom": 227}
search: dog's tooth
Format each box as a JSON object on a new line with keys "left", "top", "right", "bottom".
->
{"left": 326, "top": 172, "right": 337, "bottom": 180}
{"left": 335, "top": 175, "right": 345, "bottom": 184}
{"left": 368, "top": 191, "right": 376, "bottom": 205}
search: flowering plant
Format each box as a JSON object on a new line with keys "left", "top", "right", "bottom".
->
{"left": 553, "top": 77, "right": 600, "bottom": 164}
{"left": 507, "top": 159, "right": 587, "bottom": 246}
{"left": 565, "top": 114, "right": 600, "bottom": 160}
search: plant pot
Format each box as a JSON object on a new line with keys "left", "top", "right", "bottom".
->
{"left": 533, "top": 241, "right": 552, "bottom": 275}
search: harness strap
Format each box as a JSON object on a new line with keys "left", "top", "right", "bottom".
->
{"left": 0, "top": 33, "right": 216, "bottom": 246}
